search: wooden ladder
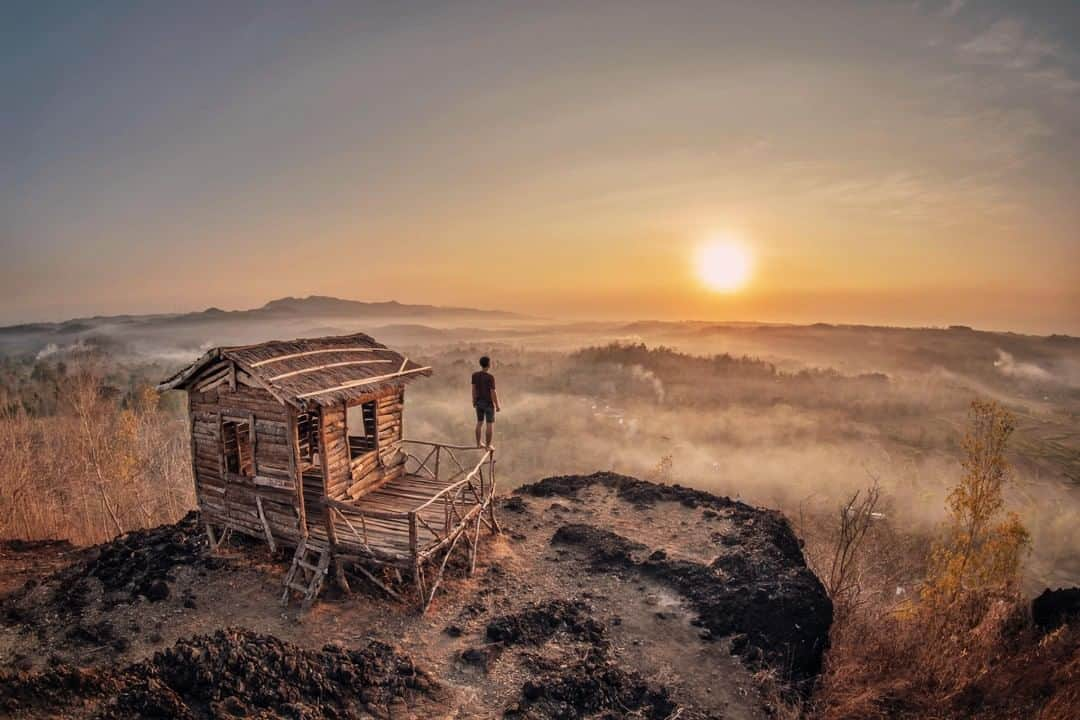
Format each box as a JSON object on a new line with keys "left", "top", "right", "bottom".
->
{"left": 280, "top": 538, "right": 330, "bottom": 613}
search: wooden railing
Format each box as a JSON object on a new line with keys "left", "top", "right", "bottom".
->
{"left": 403, "top": 440, "right": 494, "bottom": 561}
{"left": 325, "top": 440, "right": 495, "bottom": 564}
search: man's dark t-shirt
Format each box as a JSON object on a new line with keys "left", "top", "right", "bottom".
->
{"left": 472, "top": 371, "right": 496, "bottom": 405}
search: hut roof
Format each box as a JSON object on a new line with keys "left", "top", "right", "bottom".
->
{"left": 157, "top": 333, "right": 432, "bottom": 407}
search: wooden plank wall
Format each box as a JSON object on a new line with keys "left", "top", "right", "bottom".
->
{"left": 340, "top": 387, "right": 406, "bottom": 501}
{"left": 321, "top": 404, "right": 350, "bottom": 499}
{"left": 187, "top": 360, "right": 303, "bottom": 546}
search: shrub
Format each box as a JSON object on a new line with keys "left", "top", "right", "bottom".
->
{"left": 920, "top": 399, "right": 1031, "bottom": 632}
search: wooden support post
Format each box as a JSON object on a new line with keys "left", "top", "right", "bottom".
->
{"left": 347, "top": 563, "right": 405, "bottom": 602}
{"left": 318, "top": 405, "right": 339, "bottom": 549}
{"left": 469, "top": 511, "right": 482, "bottom": 575}
{"left": 414, "top": 560, "right": 426, "bottom": 609}
{"left": 488, "top": 451, "right": 501, "bottom": 535}
{"left": 255, "top": 496, "right": 277, "bottom": 553}
{"left": 334, "top": 558, "right": 351, "bottom": 593}
{"left": 286, "top": 409, "right": 308, "bottom": 538}
{"left": 186, "top": 394, "right": 203, "bottom": 518}
{"left": 408, "top": 512, "right": 418, "bottom": 557}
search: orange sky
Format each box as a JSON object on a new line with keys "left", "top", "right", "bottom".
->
{"left": 3, "top": 2, "right": 1078, "bottom": 333}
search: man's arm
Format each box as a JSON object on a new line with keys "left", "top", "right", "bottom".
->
{"left": 492, "top": 387, "right": 500, "bottom": 412}
{"left": 471, "top": 375, "right": 478, "bottom": 405}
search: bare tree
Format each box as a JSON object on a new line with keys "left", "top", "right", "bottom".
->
{"left": 823, "top": 482, "right": 881, "bottom": 619}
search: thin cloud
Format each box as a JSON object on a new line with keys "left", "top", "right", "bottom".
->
{"left": 958, "top": 18, "right": 1078, "bottom": 95}
{"left": 942, "top": 0, "right": 966, "bottom": 19}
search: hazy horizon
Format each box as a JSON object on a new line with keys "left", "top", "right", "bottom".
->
{"left": 4, "top": 1, "right": 1079, "bottom": 334}
{"left": 2, "top": 290, "right": 1079, "bottom": 337}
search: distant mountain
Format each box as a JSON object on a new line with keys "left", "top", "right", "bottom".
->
{"left": 257, "top": 296, "right": 523, "bottom": 319}
{"left": 153, "top": 296, "right": 526, "bottom": 325}
{"left": 0, "top": 296, "right": 530, "bottom": 358}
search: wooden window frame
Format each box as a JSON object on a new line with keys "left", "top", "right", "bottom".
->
{"left": 220, "top": 411, "right": 258, "bottom": 481}
{"left": 346, "top": 398, "right": 379, "bottom": 458}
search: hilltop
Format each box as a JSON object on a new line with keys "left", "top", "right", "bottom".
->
{"left": 0, "top": 473, "right": 830, "bottom": 719}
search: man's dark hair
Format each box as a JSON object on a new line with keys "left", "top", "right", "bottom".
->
{"left": 479, "top": 356, "right": 491, "bottom": 369}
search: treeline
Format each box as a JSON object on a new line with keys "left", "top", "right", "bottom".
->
{"left": 0, "top": 354, "right": 193, "bottom": 545}
{"left": 563, "top": 343, "right": 926, "bottom": 418}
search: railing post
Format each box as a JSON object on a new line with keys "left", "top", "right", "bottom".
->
{"left": 408, "top": 512, "right": 418, "bottom": 558}
{"left": 434, "top": 446, "right": 441, "bottom": 484}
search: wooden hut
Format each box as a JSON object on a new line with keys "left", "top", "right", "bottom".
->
{"left": 158, "top": 333, "right": 499, "bottom": 611}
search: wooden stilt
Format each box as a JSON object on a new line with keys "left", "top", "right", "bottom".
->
{"left": 334, "top": 558, "right": 351, "bottom": 593}
{"left": 347, "top": 563, "right": 404, "bottom": 602}
{"left": 422, "top": 527, "right": 466, "bottom": 613}
{"left": 468, "top": 512, "right": 482, "bottom": 575}
{"left": 256, "top": 497, "right": 277, "bottom": 553}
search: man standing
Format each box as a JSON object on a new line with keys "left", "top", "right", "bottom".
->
{"left": 472, "top": 355, "right": 500, "bottom": 448}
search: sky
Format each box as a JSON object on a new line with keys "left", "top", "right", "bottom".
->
{"left": 2, "top": 0, "right": 1078, "bottom": 333}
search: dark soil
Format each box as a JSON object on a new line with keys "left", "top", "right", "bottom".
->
{"left": 518, "top": 470, "right": 743, "bottom": 511}
{"left": 486, "top": 599, "right": 606, "bottom": 646}
{"left": 0, "top": 539, "right": 75, "bottom": 554}
{"left": 479, "top": 589, "right": 707, "bottom": 718}
{"left": 505, "top": 648, "right": 700, "bottom": 720}
{"left": 501, "top": 496, "right": 530, "bottom": 513}
{"left": 552, "top": 520, "right": 832, "bottom": 686}
{"left": 2, "top": 511, "right": 214, "bottom": 628}
{"left": 0, "top": 627, "right": 441, "bottom": 719}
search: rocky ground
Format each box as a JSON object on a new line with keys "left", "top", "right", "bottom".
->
{"left": 0, "top": 473, "right": 832, "bottom": 719}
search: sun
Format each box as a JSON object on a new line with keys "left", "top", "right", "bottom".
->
{"left": 697, "top": 238, "right": 753, "bottom": 292}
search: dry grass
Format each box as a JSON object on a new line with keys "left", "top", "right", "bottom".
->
{"left": 0, "top": 366, "right": 193, "bottom": 545}
{"left": 811, "top": 596, "right": 1079, "bottom": 720}
{"left": 802, "top": 402, "right": 1076, "bottom": 720}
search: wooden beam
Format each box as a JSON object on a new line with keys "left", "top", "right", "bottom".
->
{"left": 346, "top": 563, "right": 403, "bottom": 601}
{"left": 295, "top": 367, "right": 433, "bottom": 399}
{"left": 249, "top": 347, "right": 381, "bottom": 367}
{"left": 267, "top": 359, "right": 394, "bottom": 382}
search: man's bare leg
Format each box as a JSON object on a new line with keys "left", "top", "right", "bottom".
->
{"left": 485, "top": 421, "right": 494, "bottom": 449}
{"left": 475, "top": 421, "right": 483, "bottom": 448}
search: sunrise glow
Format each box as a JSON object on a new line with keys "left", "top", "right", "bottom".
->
{"left": 697, "top": 239, "right": 753, "bottom": 293}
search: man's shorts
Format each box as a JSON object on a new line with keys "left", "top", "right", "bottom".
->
{"left": 474, "top": 402, "right": 495, "bottom": 423}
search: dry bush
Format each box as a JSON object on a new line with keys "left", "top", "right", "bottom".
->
{"left": 811, "top": 482, "right": 882, "bottom": 621}
{"left": 0, "top": 362, "right": 193, "bottom": 545}
{"left": 807, "top": 400, "right": 1062, "bottom": 720}
{"left": 920, "top": 399, "right": 1031, "bottom": 632}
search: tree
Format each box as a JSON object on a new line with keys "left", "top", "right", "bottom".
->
{"left": 921, "top": 399, "right": 1030, "bottom": 628}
